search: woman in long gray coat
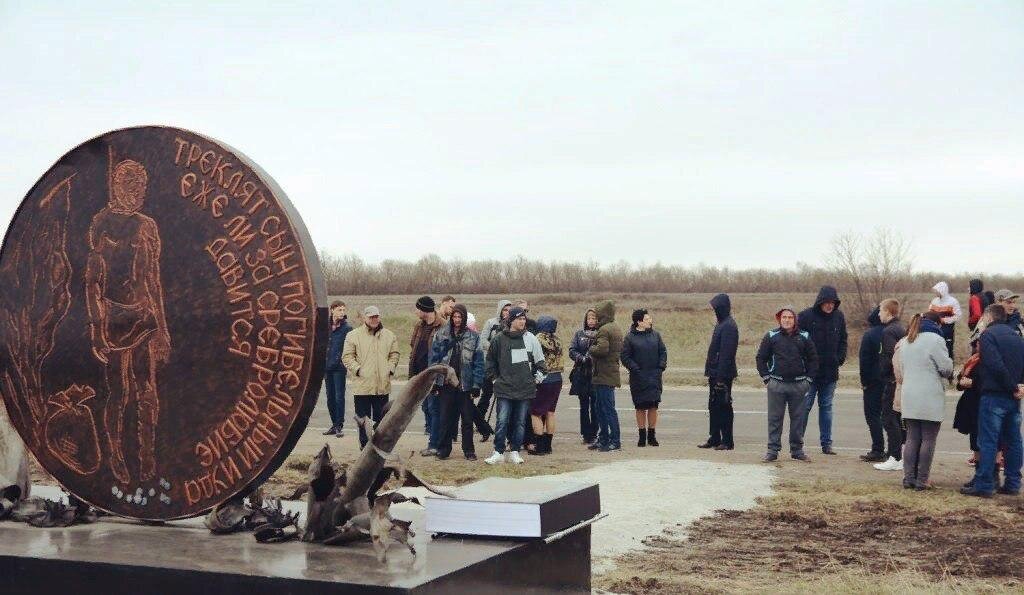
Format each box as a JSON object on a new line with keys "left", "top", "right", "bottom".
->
{"left": 896, "top": 313, "right": 954, "bottom": 490}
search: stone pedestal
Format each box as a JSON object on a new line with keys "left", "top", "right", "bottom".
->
{"left": 0, "top": 506, "right": 591, "bottom": 594}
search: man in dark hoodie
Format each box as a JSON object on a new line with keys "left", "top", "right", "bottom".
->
{"left": 588, "top": 300, "right": 623, "bottom": 452}
{"left": 797, "top": 286, "right": 848, "bottom": 455}
{"left": 756, "top": 306, "right": 818, "bottom": 462}
{"left": 858, "top": 306, "right": 886, "bottom": 462}
{"left": 484, "top": 307, "right": 546, "bottom": 465}
{"left": 700, "top": 294, "right": 738, "bottom": 450}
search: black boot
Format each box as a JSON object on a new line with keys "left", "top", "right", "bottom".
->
{"left": 638, "top": 428, "right": 647, "bottom": 447}
{"left": 543, "top": 434, "right": 553, "bottom": 454}
{"left": 647, "top": 428, "right": 659, "bottom": 447}
{"left": 534, "top": 434, "right": 546, "bottom": 455}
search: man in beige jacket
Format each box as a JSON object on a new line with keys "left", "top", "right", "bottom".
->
{"left": 342, "top": 306, "right": 400, "bottom": 449}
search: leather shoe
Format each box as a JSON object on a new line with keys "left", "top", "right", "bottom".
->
{"left": 714, "top": 444, "right": 734, "bottom": 451}
{"left": 761, "top": 453, "right": 778, "bottom": 463}
{"left": 697, "top": 442, "right": 717, "bottom": 449}
{"left": 822, "top": 446, "right": 837, "bottom": 455}
{"left": 997, "top": 487, "right": 1020, "bottom": 496}
{"left": 464, "top": 453, "right": 477, "bottom": 461}
{"left": 791, "top": 452, "right": 812, "bottom": 462}
{"left": 960, "top": 486, "right": 993, "bottom": 498}
{"left": 859, "top": 451, "right": 885, "bottom": 462}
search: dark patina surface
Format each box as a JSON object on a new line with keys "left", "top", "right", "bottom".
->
{"left": 0, "top": 126, "right": 326, "bottom": 520}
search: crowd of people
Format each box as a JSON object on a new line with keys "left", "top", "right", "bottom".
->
{"left": 321, "top": 281, "right": 1023, "bottom": 496}
{"left": 323, "top": 296, "right": 668, "bottom": 463}
{"left": 743, "top": 280, "right": 1022, "bottom": 497}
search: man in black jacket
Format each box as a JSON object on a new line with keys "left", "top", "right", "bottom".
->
{"left": 755, "top": 306, "right": 818, "bottom": 462}
{"left": 700, "top": 293, "right": 738, "bottom": 450}
{"left": 857, "top": 307, "right": 886, "bottom": 462}
{"left": 874, "top": 299, "right": 906, "bottom": 471}
{"left": 797, "top": 286, "right": 848, "bottom": 455}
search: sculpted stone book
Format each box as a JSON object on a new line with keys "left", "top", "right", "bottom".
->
{"left": 424, "top": 476, "right": 600, "bottom": 538}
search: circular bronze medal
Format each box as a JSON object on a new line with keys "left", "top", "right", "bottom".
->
{"left": 0, "top": 126, "right": 326, "bottom": 520}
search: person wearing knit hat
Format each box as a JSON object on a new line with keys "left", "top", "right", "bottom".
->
{"left": 755, "top": 305, "right": 819, "bottom": 463}
{"left": 483, "top": 306, "right": 546, "bottom": 465}
{"left": 416, "top": 295, "right": 436, "bottom": 313}
{"left": 410, "top": 296, "right": 444, "bottom": 454}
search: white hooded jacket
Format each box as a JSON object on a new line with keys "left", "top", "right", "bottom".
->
{"left": 929, "top": 282, "right": 962, "bottom": 325}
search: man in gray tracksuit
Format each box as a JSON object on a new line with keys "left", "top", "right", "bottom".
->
{"left": 755, "top": 306, "right": 819, "bottom": 463}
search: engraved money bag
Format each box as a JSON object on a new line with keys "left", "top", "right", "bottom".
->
{"left": 44, "top": 385, "right": 101, "bottom": 475}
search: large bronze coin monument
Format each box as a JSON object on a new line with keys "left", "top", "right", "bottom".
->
{"left": 0, "top": 126, "right": 327, "bottom": 520}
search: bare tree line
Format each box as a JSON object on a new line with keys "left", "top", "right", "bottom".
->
{"left": 319, "top": 230, "right": 1022, "bottom": 303}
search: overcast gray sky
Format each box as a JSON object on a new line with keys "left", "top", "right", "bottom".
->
{"left": 2, "top": 1, "right": 1022, "bottom": 274}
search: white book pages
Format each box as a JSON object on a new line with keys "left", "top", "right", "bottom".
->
{"left": 424, "top": 499, "right": 542, "bottom": 537}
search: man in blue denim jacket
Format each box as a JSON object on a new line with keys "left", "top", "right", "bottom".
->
{"left": 427, "top": 304, "right": 485, "bottom": 460}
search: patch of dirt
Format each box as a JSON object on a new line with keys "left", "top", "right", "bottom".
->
{"left": 599, "top": 494, "right": 1024, "bottom": 594}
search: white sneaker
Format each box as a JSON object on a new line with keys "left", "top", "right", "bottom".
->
{"left": 507, "top": 451, "right": 525, "bottom": 465}
{"left": 873, "top": 456, "right": 902, "bottom": 471}
{"left": 484, "top": 451, "right": 504, "bottom": 465}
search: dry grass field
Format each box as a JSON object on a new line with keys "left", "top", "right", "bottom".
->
{"left": 338, "top": 292, "right": 971, "bottom": 387}
{"left": 596, "top": 478, "right": 1024, "bottom": 594}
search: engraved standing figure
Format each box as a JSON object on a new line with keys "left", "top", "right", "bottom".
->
{"left": 85, "top": 159, "right": 171, "bottom": 484}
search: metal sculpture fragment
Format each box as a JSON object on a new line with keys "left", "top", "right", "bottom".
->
{"left": 231, "top": 364, "right": 458, "bottom": 561}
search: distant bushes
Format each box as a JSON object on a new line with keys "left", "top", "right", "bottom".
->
{"left": 319, "top": 251, "right": 1023, "bottom": 298}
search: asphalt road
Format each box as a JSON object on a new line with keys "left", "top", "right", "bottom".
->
{"left": 306, "top": 383, "right": 973, "bottom": 461}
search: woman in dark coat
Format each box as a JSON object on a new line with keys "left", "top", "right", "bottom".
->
{"left": 620, "top": 309, "right": 668, "bottom": 447}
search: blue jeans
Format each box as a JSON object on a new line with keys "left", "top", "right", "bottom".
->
{"left": 425, "top": 392, "right": 442, "bottom": 449}
{"left": 493, "top": 397, "right": 530, "bottom": 453}
{"left": 801, "top": 380, "right": 836, "bottom": 448}
{"left": 593, "top": 384, "right": 620, "bottom": 447}
{"left": 973, "top": 395, "right": 1023, "bottom": 493}
{"left": 324, "top": 370, "right": 346, "bottom": 429}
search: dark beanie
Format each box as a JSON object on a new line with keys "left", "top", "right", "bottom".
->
{"left": 632, "top": 309, "right": 648, "bottom": 324}
{"left": 415, "top": 296, "right": 435, "bottom": 313}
